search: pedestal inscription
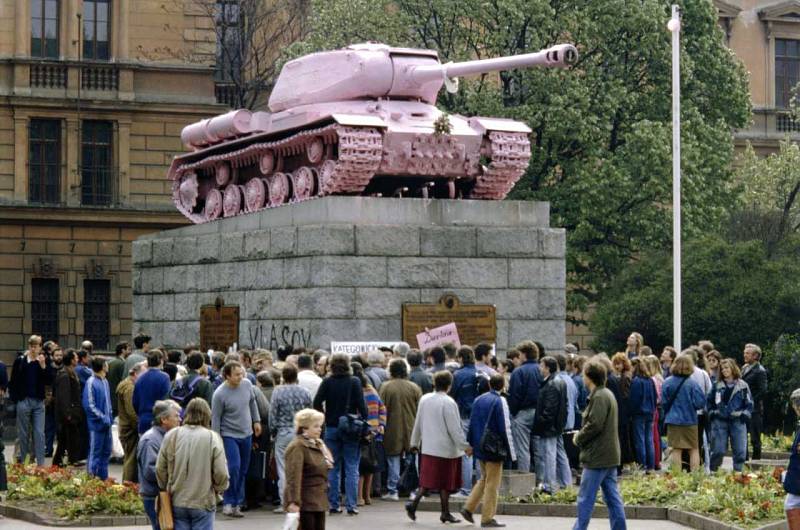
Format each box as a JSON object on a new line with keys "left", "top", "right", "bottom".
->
{"left": 403, "top": 294, "right": 496, "bottom": 349}
{"left": 200, "top": 304, "right": 239, "bottom": 352}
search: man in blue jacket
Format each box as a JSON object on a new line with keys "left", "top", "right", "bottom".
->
{"left": 462, "top": 374, "right": 515, "bottom": 528}
{"left": 133, "top": 352, "right": 171, "bottom": 434}
{"left": 137, "top": 400, "right": 181, "bottom": 530}
{"left": 450, "top": 346, "right": 489, "bottom": 496}
{"left": 82, "top": 357, "right": 112, "bottom": 479}
{"left": 508, "top": 341, "right": 541, "bottom": 473}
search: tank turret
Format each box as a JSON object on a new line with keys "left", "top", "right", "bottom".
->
{"left": 168, "top": 42, "right": 578, "bottom": 223}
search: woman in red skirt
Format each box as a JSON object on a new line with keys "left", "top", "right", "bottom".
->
{"left": 406, "top": 370, "right": 472, "bottom": 523}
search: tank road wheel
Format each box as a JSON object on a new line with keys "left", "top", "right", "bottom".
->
{"left": 215, "top": 162, "right": 232, "bottom": 187}
{"left": 318, "top": 160, "right": 337, "bottom": 195}
{"left": 267, "top": 172, "right": 291, "bottom": 206}
{"left": 203, "top": 188, "right": 223, "bottom": 221}
{"left": 244, "top": 178, "right": 266, "bottom": 212}
{"left": 291, "top": 167, "right": 316, "bottom": 201}
{"left": 259, "top": 152, "right": 275, "bottom": 175}
{"left": 178, "top": 173, "right": 199, "bottom": 211}
{"left": 223, "top": 184, "right": 243, "bottom": 217}
{"left": 306, "top": 137, "right": 324, "bottom": 164}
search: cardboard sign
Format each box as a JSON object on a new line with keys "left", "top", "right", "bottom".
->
{"left": 330, "top": 341, "right": 398, "bottom": 355}
{"left": 416, "top": 322, "right": 461, "bottom": 351}
{"left": 403, "top": 294, "right": 495, "bottom": 349}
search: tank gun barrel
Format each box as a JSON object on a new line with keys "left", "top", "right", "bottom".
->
{"left": 410, "top": 44, "right": 578, "bottom": 86}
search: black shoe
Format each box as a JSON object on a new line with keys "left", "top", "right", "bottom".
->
{"left": 481, "top": 520, "right": 506, "bottom": 528}
{"left": 329, "top": 508, "right": 342, "bottom": 515}
{"left": 405, "top": 502, "right": 417, "bottom": 521}
{"left": 347, "top": 509, "right": 359, "bottom": 516}
{"left": 460, "top": 508, "right": 474, "bottom": 524}
{"left": 440, "top": 513, "right": 460, "bottom": 524}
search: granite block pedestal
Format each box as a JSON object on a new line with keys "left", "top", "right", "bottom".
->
{"left": 132, "top": 197, "right": 566, "bottom": 352}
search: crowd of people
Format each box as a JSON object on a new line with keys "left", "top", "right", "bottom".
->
{"left": 0, "top": 331, "right": 797, "bottom": 530}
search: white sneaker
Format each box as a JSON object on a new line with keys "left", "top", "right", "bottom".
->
{"left": 381, "top": 492, "right": 400, "bottom": 501}
{"left": 451, "top": 492, "right": 469, "bottom": 499}
{"left": 222, "top": 505, "right": 234, "bottom": 516}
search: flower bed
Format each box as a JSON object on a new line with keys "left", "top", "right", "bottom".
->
{"left": 519, "top": 469, "right": 786, "bottom": 529}
{"left": 4, "top": 464, "right": 144, "bottom": 521}
{"left": 760, "top": 432, "right": 794, "bottom": 453}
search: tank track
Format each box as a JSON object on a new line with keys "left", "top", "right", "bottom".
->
{"left": 172, "top": 124, "right": 383, "bottom": 222}
{"left": 469, "top": 131, "right": 531, "bottom": 200}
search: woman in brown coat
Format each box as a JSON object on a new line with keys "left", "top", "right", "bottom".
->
{"left": 285, "top": 408, "right": 334, "bottom": 530}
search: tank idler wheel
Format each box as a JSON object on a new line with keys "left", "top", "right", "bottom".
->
{"left": 223, "top": 184, "right": 243, "bottom": 217}
{"left": 204, "top": 188, "right": 223, "bottom": 221}
{"left": 244, "top": 178, "right": 266, "bottom": 212}
{"left": 306, "top": 137, "right": 325, "bottom": 164}
{"left": 215, "top": 162, "right": 231, "bottom": 187}
{"left": 268, "top": 172, "right": 291, "bottom": 206}
{"left": 259, "top": 152, "right": 275, "bottom": 175}
{"left": 291, "top": 167, "right": 316, "bottom": 201}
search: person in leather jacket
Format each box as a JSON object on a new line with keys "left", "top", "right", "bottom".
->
{"left": 533, "top": 356, "right": 567, "bottom": 493}
{"left": 741, "top": 343, "right": 767, "bottom": 460}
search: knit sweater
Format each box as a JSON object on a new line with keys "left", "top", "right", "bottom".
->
{"left": 132, "top": 369, "right": 171, "bottom": 434}
{"left": 269, "top": 383, "right": 313, "bottom": 436}
{"left": 211, "top": 379, "right": 261, "bottom": 438}
{"left": 410, "top": 391, "right": 469, "bottom": 459}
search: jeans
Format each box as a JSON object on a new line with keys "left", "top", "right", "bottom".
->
{"left": 511, "top": 408, "right": 536, "bottom": 473}
{"left": 45, "top": 406, "right": 55, "bottom": 456}
{"left": 710, "top": 418, "right": 747, "bottom": 471}
{"left": 555, "top": 435, "right": 572, "bottom": 488}
{"left": 173, "top": 506, "right": 215, "bottom": 530}
{"left": 534, "top": 435, "right": 558, "bottom": 492}
{"left": 222, "top": 435, "right": 252, "bottom": 507}
{"left": 16, "top": 398, "right": 45, "bottom": 466}
{"left": 387, "top": 454, "right": 401, "bottom": 495}
{"left": 142, "top": 496, "right": 160, "bottom": 530}
{"left": 88, "top": 426, "right": 112, "bottom": 480}
{"left": 460, "top": 417, "right": 478, "bottom": 495}
{"left": 464, "top": 460, "right": 503, "bottom": 524}
{"left": 631, "top": 415, "right": 655, "bottom": 470}
{"left": 573, "top": 467, "right": 627, "bottom": 530}
{"left": 274, "top": 429, "right": 294, "bottom": 503}
{"left": 324, "top": 425, "right": 360, "bottom": 511}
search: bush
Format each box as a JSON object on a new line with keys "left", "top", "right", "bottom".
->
{"left": 592, "top": 237, "right": 800, "bottom": 362}
{"left": 762, "top": 334, "right": 800, "bottom": 434}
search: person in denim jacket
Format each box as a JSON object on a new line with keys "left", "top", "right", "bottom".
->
{"left": 707, "top": 359, "right": 753, "bottom": 472}
{"left": 661, "top": 354, "right": 706, "bottom": 472}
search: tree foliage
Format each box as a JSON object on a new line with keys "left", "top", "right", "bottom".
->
{"left": 288, "top": 0, "right": 751, "bottom": 318}
{"left": 591, "top": 237, "right": 800, "bottom": 361}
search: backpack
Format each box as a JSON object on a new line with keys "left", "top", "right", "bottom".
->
{"left": 169, "top": 374, "right": 203, "bottom": 408}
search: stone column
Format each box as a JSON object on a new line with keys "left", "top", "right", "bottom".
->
{"left": 116, "top": 0, "right": 130, "bottom": 60}
{"left": 117, "top": 120, "right": 131, "bottom": 205}
{"left": 13, "top": 116, "right": 28, "bottom": 202}
{"left": 65, "top": 118, "right": 81, "bottom": 206}
{"left": 15, "top": 1, "right": 30, "bottom": 57}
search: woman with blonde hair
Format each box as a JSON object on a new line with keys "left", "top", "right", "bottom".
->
{"left": 284, "top": 408, "right": 334, "bottom": 530}
{"left": 707, "top": 358, "right": 752, "bottom": 471}
{"left": 661, "top": 355, "right": 706, "bottom": 471}
{"left": 156, "top": 398, "right": 230, "bottom": 529}
{"left": 625, "top": 332, "right": 644, "bottom": 359}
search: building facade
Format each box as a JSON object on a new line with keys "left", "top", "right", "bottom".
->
{"left": 0, "top": 0, "right": 224, "bottom": 363}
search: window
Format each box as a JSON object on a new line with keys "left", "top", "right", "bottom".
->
{"left": 28, "top": 119, "right": 61, "bottom": 204}
{"left": 776, "top": 39, "right": 800, "bottom": 108}
{"left": 81, "top": 120, "right": 114, "bottom": 206}
{"left": 214, "top": 1, "right": 242, "bottom": 82}
{"left": 31, "top": 0, "right": 59, "bottom": 58}
{"left": 32, "top": 278, "right": 59, "bottom": 343}
{"left": 83, "top": 279, "right": 110, "bottom": 349}
{"left": 83, "top": 0, "right": 110, "bottom": 60}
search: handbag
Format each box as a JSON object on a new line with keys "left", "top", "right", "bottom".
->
{"left": 337, "top": 378, "right": 369, "bottom": 441}
{"left": 397, "top": 453, "right": 419, "bottom": 496}
{"left": 248, "top": 450, "right": 268, "bottom": 480}
{"left": 660, "top": 376, "right": 688, "bottom": 437}
{"left": 479, "top": 399, "right": 508, "bottom": 462}
{"left": 157, "top": 491, "right": 174, "bottom": 530}
{"left": 359, "top": 436, "right": 379, "bottom": 473}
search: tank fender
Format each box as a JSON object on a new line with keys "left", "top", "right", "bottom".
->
{"left": 468, "top": 117, "right": 531, "bottom": 134}
{"left": 331, "top": 114, "right": 387, "bottom": 127}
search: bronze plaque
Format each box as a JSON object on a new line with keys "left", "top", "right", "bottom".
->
{"left": 402, "top": 294, "right": 496, "bottom": 349}
{"left": 200, "top": 305, "right": 239, "bottom": 352}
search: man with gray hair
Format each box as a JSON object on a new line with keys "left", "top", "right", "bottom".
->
{"left": 138, "top": 400, "right": 181, "bottom": 530}
{"left": 365, "top": 350, "right": 389, "bottom": 390}
{"left": 742, "top": 343, "right": 768, "bottom": 460}
{"left": 393, "top": 342, "right": 411, "bottom": 358}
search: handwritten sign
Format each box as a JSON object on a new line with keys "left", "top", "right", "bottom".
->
{"left": 200, "top": 305, "right": 239, "bottom": 353}
{"left": 403, "top": 294, "right": 496, "bottom": 349}
{"left": 416, "top": 322, "right": 460, "bottom": 351}
{"left": 331, "top": 341, "right": 398, "bottom": 355}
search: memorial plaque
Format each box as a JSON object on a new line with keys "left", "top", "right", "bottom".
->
{"left": 200, "top": 304, "right": 239, "bottom": 352}
{"left": 402, "top": 294, "right": 496, "bottom": 349}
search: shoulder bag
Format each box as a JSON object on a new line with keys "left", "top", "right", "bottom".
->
{"left": 659, "top": 377, "right": 688, "bottom": 437}
{"left": 157, "top": 429, "right": 179, "bottom": 530}
{"left": 479, "top": 397, "right": 508, "bottom": 462}
{"left": 337, "top": 377, "right": 369, "bottom": 442}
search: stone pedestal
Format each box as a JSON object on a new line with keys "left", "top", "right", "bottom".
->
{"left": 131, "top": 197, "right": 566, "bottom": 352}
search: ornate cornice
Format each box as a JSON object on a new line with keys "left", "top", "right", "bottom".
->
{"left": 714, "top": 0, "right": 742, "bottom": 19}
{"left": 759, "top": 0, "right": 800, "bottom": 23}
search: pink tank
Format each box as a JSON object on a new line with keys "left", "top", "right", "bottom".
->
{"left": 168, "top": 42, "right": 578, "bottom": 223}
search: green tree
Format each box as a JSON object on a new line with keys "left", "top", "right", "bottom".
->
{"left": 591, "top": 237, "right": 800, "bottom": 360}
{"left": 287, "top": 0, "right": 751, "bottom": 318}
